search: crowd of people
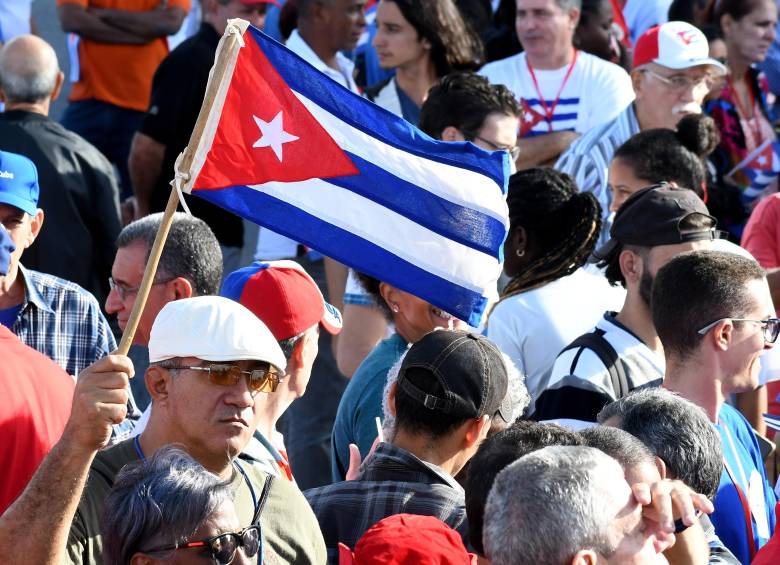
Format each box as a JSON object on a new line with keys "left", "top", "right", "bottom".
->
{"left": 2, "top": 0, "right": 780, "bottom": 563}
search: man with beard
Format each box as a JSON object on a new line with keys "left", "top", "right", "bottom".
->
{"left": 533, "top": 185, "right": 718, "bottom": 422}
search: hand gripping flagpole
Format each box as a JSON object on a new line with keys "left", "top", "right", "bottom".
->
{"left": 116, "top": 19, "right": 249, "bottom": 355}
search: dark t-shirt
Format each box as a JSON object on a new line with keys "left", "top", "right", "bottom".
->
{"left": 140, "top": 22, "right": 244, "bottom": 248}
{"left": 0, "top": 110, "right": 121, "bottom": 303}
{"left": 66, "top": 438, "right": 326, "bottom": 564}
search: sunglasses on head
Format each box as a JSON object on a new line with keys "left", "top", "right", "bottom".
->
{"left": 152, "top": 525, "right": 261, "bottom": 565}
{"left": 163, "top": 363, "right": 283, "bottom": 394}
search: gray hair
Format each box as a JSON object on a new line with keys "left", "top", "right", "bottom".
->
{"left": 116, "top": 212, "right": 222, "bottom": 296}
{"left": 483, "top": 445, "right": 622, "bottom": 565}
{"left": 598, "top": 387, "right": 723, "bottom": 499}
{"left": 101, "top": 445, "right": 235, "bottom": 565}
{"left": 580, "top": 426, "right": 656, "bottom": 471}
{"left": 555, "top": 0, "right": 582, "bottom": 10}
{"left": 0, "top": 35, "right": 60, "bottom": 104}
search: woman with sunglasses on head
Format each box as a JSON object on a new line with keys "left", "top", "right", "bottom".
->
{"left": 704, "top": 0, "right": 779, "bottom": 232}
{"left": 102, "top": 445, "right": 258, "bottom": 565}
{"left": 367, "top": 0, "right": 483, "bottom": 126}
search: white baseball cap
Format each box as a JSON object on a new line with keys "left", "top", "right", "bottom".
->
{"left": 148, "top": 295, "right": 287, "bottom": 373}
{"left": 633, "top": 21, "right": 726, "bottom": 75}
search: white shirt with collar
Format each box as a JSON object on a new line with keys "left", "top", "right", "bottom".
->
{"left": 254, "top": 29, "right": 360, "bottom": 260}
{"left": 285, "top": 29, "right": 359, "bottom": 93}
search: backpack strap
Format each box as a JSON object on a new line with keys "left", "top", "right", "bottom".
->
{"left": 562, "top": 329, "right": 630, "bottom": 399}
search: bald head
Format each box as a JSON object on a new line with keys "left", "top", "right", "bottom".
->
{"left": 0, "top": 35, "right": 61, "bottom": 108}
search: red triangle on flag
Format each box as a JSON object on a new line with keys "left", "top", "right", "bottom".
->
{"left": 518, "top": 98, "right": 547, "bottom": 137}
{"left": 194, "top": 33, "right": 359, "bottom": 191}
{"left": 745, "top": 142, "right": 775, "bottom": 171}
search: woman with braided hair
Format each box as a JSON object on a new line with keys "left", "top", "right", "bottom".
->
{"left": 487, "top": 168, "right": 624, "bottom": 408}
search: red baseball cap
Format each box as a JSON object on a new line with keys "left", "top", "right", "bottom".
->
{"left": 220, "top": 260, "right": 342, "bottom": 341}
{"left": 339, "top": 514, "right": 477, "bottom": 565}
{"left": 633, "top": 21, "right": 726, "bottom": 74}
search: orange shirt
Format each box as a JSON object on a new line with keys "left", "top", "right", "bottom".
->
{"left": 57, "top": 0, "right": 190, "bottom": 112}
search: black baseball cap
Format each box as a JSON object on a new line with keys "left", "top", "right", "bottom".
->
{"left": 591, "top": 184, "right": 718, "bottom": 263}
{"left": 396, "top": 330, "right": 512, "bottom": 423}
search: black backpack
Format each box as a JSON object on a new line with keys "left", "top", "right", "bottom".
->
{"left": 561, "top": 328, "right": 630, "bottom": 399}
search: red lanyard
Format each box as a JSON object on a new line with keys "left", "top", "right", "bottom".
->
{"left": 526, "top": 50, "right": 579, "bottom": 133}
{"left": 723, "top": 458, "right": 757, "bottom": 559}
{"left": 728, "top": 72, "right": 763, "bottom": 148}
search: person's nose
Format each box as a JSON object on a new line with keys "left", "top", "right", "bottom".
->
{"left": 105, "top": 287, "right": 124, "bottom": 315}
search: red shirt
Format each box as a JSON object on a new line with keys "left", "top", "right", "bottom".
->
{"left": 0, "top": 325, "right": 74, "bottom": 513}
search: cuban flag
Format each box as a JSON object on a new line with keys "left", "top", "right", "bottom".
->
{"left": 181, "top": 20, "right": 510, "bottom": 327}
{"left": 728, "top": 139, "right": 780, "bottom": 204}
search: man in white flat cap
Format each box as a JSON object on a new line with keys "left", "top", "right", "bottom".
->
{"left": 0, "top": 295, "right": 326, "bottom": 565}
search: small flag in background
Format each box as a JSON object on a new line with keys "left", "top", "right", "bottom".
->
{"left": 182, "top": 21, "right": 510, "bottom": 327}
{"left": 727, "top": 139, "right": 780, "bottom": 204}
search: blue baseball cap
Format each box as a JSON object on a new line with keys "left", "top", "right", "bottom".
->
{"left": 0, "top": 151, "right": 40, "bottom": 216}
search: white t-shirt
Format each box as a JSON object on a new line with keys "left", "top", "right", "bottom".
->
{"left": 479, "top": 50, "right": 634, "bottom": 136}
{"left": 622, "top": 0, "right": 672, "bottom": 45}
{"left": 487, "top": 268, "right": 625, "bottom": 407}
{"left": 0, "top": 0, "right": 31, "bottom": 43}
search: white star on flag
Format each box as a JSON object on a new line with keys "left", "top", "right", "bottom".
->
{"left": 252, "top": 111, "right": 299, "bottom": 162}
{"left": 758, "top": 155, "right": 768, "bottom": 167}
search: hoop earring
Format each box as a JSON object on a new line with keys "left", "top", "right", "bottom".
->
{"left": 516, "top": 248, "right": 525, "bottom": 258}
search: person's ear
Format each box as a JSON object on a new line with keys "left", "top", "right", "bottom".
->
{"left": 441, "top": 126, "right": 466, "bottom": 142}
{"left": 51, "top": 71, "right": 64, "bottom": 102}
{"left": 511, "top": 226, "right": 528, "bottom": 257}
{"left": 568, "top": 7, "right": 581, "bottom": 29}
{"left": 387, "top": 381, "right": 398, "bottom": 417}
{"left": 712, "top": 319, "right": 733, "bottom": 351}
{"left": 145, "top": 365, "right": 173, "bottom": 405}
{"left": 26, "top": 209, "right": 44, "bottom": 247}
{"left": 571, "top": 549, "right": 598, "bottom": 565}
{"left": 169, "top": 277, "right": 194, "bottom": 300}
{"left": 464, "top": 414, "right": 491, "bottom": 447}
{"left": 130, "top": 553, "right": 156, "bottom": 565}
{"left": 379, "top": 282, "right": 399, "bottom": 313}
{"left": 420, "top": 36, "right": 432, "bottom": 50}
{"left": 654, "top": 455, "right": 667, "bottom": 479}
{"left": 720, "top": 14, "right": 734, "bottom": 36}
{"left": 631, "top": 68, "right": 646, "bottom": 99}
{"left": 619, "top": 248, "right": 642, "bottom": 285}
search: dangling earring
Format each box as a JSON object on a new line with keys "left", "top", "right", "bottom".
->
{"left": 516, "top": 248, "right": 525, "bottom": 258}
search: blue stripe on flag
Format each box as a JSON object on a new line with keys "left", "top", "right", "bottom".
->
{"left": 325, "top": 152, "right": 506, "bottom": 259}
{"left": 247, "top": 26, "right": 508, "bottom": 192}
{"left": 195, "top": 185, "right": 489, "bottom": 326}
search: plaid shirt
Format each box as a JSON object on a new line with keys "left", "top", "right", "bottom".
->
{"left": 304, "top": 442, "right": 467, "bottom": 563}
{"left": 11, "top": 265, "right": 137, "bottom": 440}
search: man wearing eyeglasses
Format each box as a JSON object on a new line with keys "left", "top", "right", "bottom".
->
{"left": 556, "top": 20, "right": 726, "bottom": 239}
{"left": 653, "top": 250, "right": 778, "bottom": 563}
{"left": 0, "top": 295, "right": 327, "bottom": 565}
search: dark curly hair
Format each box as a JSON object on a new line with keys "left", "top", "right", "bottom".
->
{"left": 500, "top": 168, "right": 602, "bottom": 298}
{"left": 612, "top": 113, "right": 720, "bottom": 200}
{"left": 419, "top": 71, "right": 520, "bottom": 139}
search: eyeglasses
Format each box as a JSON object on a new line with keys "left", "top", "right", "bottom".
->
{"left": 697, "top": 317, "right": 780, "bottom": 343}
{"left": 163, "top": 363, "right": 283, "bottom": 394}
{"left": 108, "top": 276, "right": 174, "bottom": 301}
{"left": 152, "top": 525, "right": 261, "bottom": 565}
{"left": 471, "top": 135, "right": 521, "bottom": 161}
{"left": 643, "top": 68, "right": 715, "bottom": 92}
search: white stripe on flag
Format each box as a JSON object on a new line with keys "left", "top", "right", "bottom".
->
{"left": 246, "top": 179, "right": 502, "bottom": 293}
{"left": 292, "top": 91, "right": 509, "bottom": 225}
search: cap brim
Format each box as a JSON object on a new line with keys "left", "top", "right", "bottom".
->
{"left": 589, "top": 238, "right": 620, "bottom": 264}
{"left": 0, "top": 193, "right": 37, "bottom": 216}
{"left": 321, "top": 301, "right": 343, "bottom": 335}
{"left": 655, "top": 57, "right": 727, "bottom": 76}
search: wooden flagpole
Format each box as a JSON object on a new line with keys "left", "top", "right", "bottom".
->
{"left": 116, "top": 19, "right": 248, "bottom": 356}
